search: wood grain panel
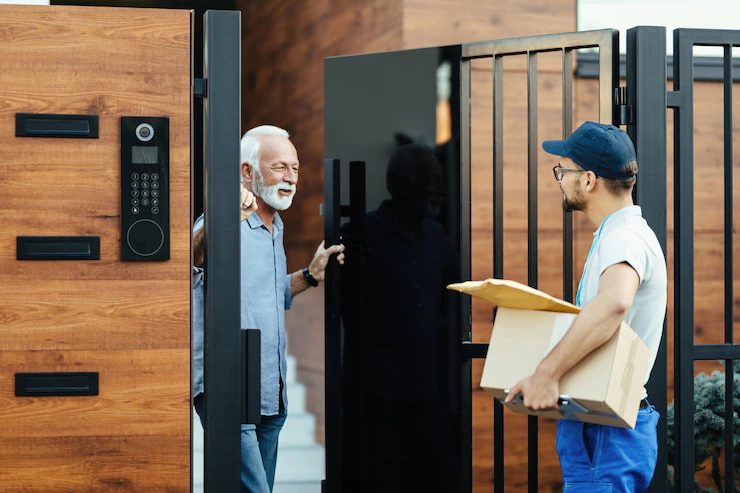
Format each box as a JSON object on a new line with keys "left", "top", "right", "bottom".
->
{"left": 0, "top": 281, "right": 189, "bottom": 351}
{"left": 403, "top": 0, "right": 575, "bottom": 49}
{"left": 0, "top": 435, "right": 189, "bottom": 493}
{"left": 404, "top": 0, "right": 576, "bottom": 73}
{"left": 0, "top": 5, "right": 191, "bottom": 281}
{"left": 0, "top": 350, "right": 189, "bottom": 438}
{"left": 0, "top": 5, "right": 191, "bottom": 491}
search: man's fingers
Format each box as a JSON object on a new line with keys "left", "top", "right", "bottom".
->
{"left": 323, "top": 244, "right": 345, "bottom": 257}
{"left": 504, "top": 384, "right": 520, "bottom": 403}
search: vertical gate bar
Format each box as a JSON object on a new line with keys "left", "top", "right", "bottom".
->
{"left": 202, "top": 9, "right": 243, "bottom": 492}
{"left": 323, "top": 158, "right": 341, "bottom": 493}
{"left": 723, "top": 43, "right": 734, "bottom": 492}
{"left": 526, "top": 50, "right": 539, "bottom": 493}
{"left": 460, "top": 57, "right": 473, "bottom": 493}
{"left": 562, "top": 48, "right": 574, "bottom": 303}
{"left": 492, "top": 53, "right": 505, "bottom": 493}
{"left": 626, "top": 26, "right": 668, "bottom": 493}
{"left": 597, "top": 29, "right": 620, "bottom": 124}
{"left": 672, "top": 28, "right": 696, "bottom": 493}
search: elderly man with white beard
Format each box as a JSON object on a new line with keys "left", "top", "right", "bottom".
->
{"left": 191, "top": 125, "right": 345, "bottom": 493}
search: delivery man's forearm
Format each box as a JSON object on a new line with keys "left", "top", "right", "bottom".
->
{"left": 537, "top": 263, "right": 639, "bottom": 380}
{"left": 537, "top": 295, "right": 626, "bottom": 380}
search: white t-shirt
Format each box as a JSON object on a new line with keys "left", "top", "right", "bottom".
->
{"left": 577, "top": 205, "right": 667, "bottom": 397}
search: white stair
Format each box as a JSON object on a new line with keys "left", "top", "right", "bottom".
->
{"left": 193, "top": 354, "right": 324, "bottom": 493}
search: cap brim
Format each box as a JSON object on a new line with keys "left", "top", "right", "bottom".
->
{"left": 542, "top": 139, "right": 569, "bottom": 157}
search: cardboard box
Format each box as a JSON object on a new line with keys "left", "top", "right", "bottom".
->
{"left": 448, "top": 279, "right": 649, "bottom": 429}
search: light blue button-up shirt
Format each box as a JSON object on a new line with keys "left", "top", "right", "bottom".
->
{"left": 192, "top": 212, "right": 292, "bottom": 416}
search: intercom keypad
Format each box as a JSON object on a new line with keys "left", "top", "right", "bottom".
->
{"left": 120, "top": 116, "right": 170, "bottom": 260}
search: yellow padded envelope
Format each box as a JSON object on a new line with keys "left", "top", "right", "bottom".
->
{"left": 447, "top": 279, "right": 581, "bottom": 314}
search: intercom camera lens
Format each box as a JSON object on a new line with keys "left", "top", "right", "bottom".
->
{"left": 135, "top": 123, "right": 154, "bottom": 142}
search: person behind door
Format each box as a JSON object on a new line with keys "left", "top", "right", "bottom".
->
{"left": 191, "top": 125, "right": 345, "bottom": 493}
{"left": 339, "top": 144, "right": 460, "bottom": 493}
{"left": 505, "top": 121, "right": 667, "bottom": 493}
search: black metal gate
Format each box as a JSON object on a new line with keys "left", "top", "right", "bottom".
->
{"left": 323, "top": 24, "right": 738, "bottom": 493}
{"left": 667, "top": 28, "right": 740, "bottom": 493}
{"left": 458, "top": 29, "right": 621, "bottom": 493}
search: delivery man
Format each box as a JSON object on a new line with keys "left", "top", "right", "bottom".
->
{"left": 505, "top": 121, "right": 667, "bottom": 492}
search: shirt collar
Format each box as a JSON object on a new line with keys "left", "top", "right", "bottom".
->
{"left": 246, "top": 211, "right": 284, "bottom": 231}
{"left": 595, "top": 205, "right": 642, "bottom": 236}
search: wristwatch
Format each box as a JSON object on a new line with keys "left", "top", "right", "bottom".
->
{"left": 302, "top": 267, "right": 319, "bottom": 287}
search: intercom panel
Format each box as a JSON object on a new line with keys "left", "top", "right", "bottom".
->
{"left": 120, "top": 116, "right": 170, "bottom": 260}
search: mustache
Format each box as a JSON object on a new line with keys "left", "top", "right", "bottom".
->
{"left": 275, "top": 183, "right": 296, "bottom": 193}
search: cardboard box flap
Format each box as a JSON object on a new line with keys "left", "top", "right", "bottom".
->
{"left": 447, "top": 279, "right": 581, "bottom": 314}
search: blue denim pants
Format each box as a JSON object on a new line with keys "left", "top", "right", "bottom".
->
{"left": 556, "top": 404, "right": 660, "bottom": 493}
{"left": 194, "top": 393, "right": 287, "bottom": 493}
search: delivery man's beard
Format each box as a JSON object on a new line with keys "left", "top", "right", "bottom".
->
{"left": 562, "top": 187, "right": 586, "bottom": 213}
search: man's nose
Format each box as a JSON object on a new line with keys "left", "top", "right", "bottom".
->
{"left": 284, "top": 167, "right": 298, "bottom": 184}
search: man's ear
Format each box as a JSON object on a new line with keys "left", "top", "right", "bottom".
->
{"left": 584, "top": 170, "right": 598, "bottom": 192}
{"left": 242, "top": 162, "right": 254, "bottom": 184}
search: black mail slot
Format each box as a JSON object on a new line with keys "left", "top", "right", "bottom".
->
{"left": 16, "top": 372, "right": 99, "bottom": 397}
{"left": 16, "top": 113, "right": 99, "bottom": 138}
{"left": 17, "top": 236, "right": 100, "bottom": 260}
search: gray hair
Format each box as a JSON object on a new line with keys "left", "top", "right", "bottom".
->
{"left": 240, "top": 125, "right": 290, "bottom": 178}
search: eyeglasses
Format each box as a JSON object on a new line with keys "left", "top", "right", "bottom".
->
{"left": 552, "top": 166, "right": 587, "bottom": 182}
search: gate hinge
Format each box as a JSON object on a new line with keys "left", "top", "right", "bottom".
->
{"left": 614, "top": 86, "right": 633, "bottom": 125}
{"left": 193, "top": 78, "right": 207, "bottom": 98}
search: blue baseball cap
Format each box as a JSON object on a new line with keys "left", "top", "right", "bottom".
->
{"left": 542, "top": 121, "right": 637, "bottom": 180}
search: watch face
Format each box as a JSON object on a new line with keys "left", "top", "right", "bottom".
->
{"left": 303, "top": 268, "right": 318, "bottom": 286}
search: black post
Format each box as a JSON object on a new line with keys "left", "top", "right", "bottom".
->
{"left": 459, "top": 57, "right": 473, "bottom": 493}
{"left": 526, "top": 50, "right": 539, "bottom": 493}
{"left": 672, "top": 28, "right": 696, "bottom": 493}
{"left": 626, "top": 26, "right": 668, "bottom": 493}
{"left": 323, "top": 158, "right": 342, "bottom": 493}
{"left": 202, "top": 9, "right": 242, "bottom": 492}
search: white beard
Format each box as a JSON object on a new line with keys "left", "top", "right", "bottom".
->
{"left": 252, "top": 172, "right": 296, "bottom": 211}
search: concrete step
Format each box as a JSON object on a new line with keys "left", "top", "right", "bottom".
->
{"left": 193, "top": 445, "right": 324, "bottom": 488}
{"left": 286, "top": 382, "right": 305, "bottom": 414}
{"left": 286, "top": 354, "right": 297, "bottom": 384}
{"left": 280, "top": 412, "right": 316, "bottom": 446}
{"left": 275, "top": 444, "right": 325, "bottom": 482}
{"left": 273, "top": 481, "right": 323, "bottom": 493}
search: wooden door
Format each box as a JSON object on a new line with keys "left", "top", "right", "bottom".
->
{"left": 0, "top": 5, "right": 192, "bottom": 492}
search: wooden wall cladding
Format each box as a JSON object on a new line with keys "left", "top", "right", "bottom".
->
{"left": 0, "top": 5, "right": 191, "bottom": 492}
{"left": 403, "top": 0, "right": 576, "bottom": 49}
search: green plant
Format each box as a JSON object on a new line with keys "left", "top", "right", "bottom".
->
{"left": 667, "top": 360, "right": 740, "bottom": 493}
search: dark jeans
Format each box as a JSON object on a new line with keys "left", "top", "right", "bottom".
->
{"left": 194, "top": 393, "right": 287, "bottom": 493}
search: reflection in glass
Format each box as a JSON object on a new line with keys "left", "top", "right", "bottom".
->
{"left": 325, "top": 45, "right": 463, "bottom": 493}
